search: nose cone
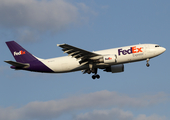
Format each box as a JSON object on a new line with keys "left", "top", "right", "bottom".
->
{"left": 161, "top": 47, "right": 166, "bottom": 53}
{"left": 155, "top": 46, "right": 166, "bottom": 56}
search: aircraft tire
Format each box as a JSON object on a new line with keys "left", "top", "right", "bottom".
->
{"left": 92, "top": 75, "right": 96, "bottom": 79}
{"left": 96, "top": 74, "right": 100, "bottom": 79}
{"left": 146, "top": 63, "right": 150, "bottom": 67}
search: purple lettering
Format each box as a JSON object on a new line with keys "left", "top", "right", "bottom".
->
{"left": 118, "top": 47, "right": 132, "bottom": 56}
{"left": 118, "top": 49, "right": 123, "bottom": 55}
{"left": 126, "top": 48, "right": 132, "bottom": 54}
{"left": 122, "top": 50, "right": 127, "bottom": 55}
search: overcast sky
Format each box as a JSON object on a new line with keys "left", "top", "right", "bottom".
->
{"left": 0, "top": 0, "right": 170, "bottom": 120}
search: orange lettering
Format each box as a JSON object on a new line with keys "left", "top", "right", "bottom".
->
{"left": 137, "top": 47, "right": 142, "bottom": 52}
{"left": 132, "top": 46, "right": 137, "bottom": 53}
{"left": 21, "top": 50, "right": 26, "bottom": 55}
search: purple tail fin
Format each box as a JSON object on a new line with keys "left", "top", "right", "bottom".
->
{"left": 6, "top": 41, "right": 37, "bottom": 63}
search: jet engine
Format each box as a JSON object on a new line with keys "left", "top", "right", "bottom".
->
{"left": 104, "top": 64, "right": 124, "bottom": 73}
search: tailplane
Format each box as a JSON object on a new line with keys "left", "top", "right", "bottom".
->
{"left": 5, "top": 41, "right": 37, "bottom": 63}
{"left": 4, "top": 60, "right": 30, "bottom": 69}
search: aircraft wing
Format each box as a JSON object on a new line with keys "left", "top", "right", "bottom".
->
{"left": 4, "top": 60, "right": 30, "bottom": 68}
{"left": 57, "top": 44, "right": 103, "bottom": 64}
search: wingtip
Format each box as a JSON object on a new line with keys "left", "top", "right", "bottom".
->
{"left": 57, "top": 43, "right": 66, "bottom": 47}
{"left": 4, "top": 60, "right": 10, "bottom": 63}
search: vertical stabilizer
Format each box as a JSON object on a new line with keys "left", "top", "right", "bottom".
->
{"left": 6, "top": 41, "right": 37, "bottom": 63}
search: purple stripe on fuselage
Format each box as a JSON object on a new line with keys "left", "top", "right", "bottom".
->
{"left": 26, "top": 60, "right": 54, "bottom": 73}
{"left": 10, "top": 60, "right": 54, "bottom": 73}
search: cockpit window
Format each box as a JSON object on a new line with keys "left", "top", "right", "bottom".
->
{"left": 155, "top": 45, "right": 160, "bottom": 47}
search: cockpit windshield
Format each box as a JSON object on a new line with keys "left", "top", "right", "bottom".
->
{"left": 155, "top": 45, "right": 160, "bottom": 47}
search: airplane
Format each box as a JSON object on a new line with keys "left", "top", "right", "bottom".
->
{"left": 5, "top": 41, "right": 166, "bottom": 79}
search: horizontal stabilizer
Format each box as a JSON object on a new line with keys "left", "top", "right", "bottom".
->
{"left": 4, "top": 60, "right": 30, "bottom": 68}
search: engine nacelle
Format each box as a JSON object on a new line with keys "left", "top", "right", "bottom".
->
{"left": 99, "top": 54, "right": 117, "bottom": 64}
{"left": 104, "top": 64, "right": 124, "bottom": 73}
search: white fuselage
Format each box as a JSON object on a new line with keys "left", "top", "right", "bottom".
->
{"left": 40, "top": 44, "right": 166, "bottom": 73}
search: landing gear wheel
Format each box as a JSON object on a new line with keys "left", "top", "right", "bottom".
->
{"left": 96, "top": 74, "right": 100, "bottom": 79}
{"left": 146, "top": 63, "right": 150, "bottom": 67}
{"left": 92, "top": 75, "right": 96, "bottom": 79}
{"left": 146, "top": 58, "right": 150, "bottom": 67}
{"left": 92, "top": 74, "right": 100, "bottom": 79}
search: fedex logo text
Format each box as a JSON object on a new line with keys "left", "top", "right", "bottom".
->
{"left": 118, "top": 46, "right": 142, "bottom": 56}
{"left": 105, "top": 57, "right": 112, "bottom": 60}
{"left": 14, "top": 50, "right": 26, "bottom": 56}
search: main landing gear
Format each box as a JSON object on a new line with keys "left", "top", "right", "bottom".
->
{"left": 88, "top": 63, "right": 100, "bottom": 79}
{"left": 146, "top": 58, "right": 150, "bottom": 67}
{"left": 92, "top": 74, "right": 100, "bottom": 79}
{"left": 91, "top": 68, "right": 100, "bottom": 80}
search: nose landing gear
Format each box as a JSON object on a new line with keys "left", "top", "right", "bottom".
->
{"left": 146, "top": 58, "right": 150, "bottom": 67}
